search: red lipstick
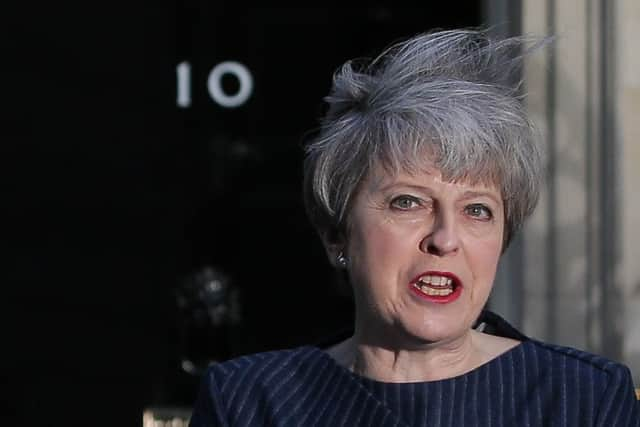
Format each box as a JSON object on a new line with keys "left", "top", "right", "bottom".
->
{"left": 408, "top": 271, "right": 463, "bottom": 304}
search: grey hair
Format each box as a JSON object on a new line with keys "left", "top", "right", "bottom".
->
{"left": 303, "top": 28, "right": 545, "bottom": 249}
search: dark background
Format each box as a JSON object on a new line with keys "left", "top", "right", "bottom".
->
{"left": 4, "top": 5, "right": 481, "bottom": 426}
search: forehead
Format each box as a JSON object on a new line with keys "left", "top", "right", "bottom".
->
{"left": 373, "top": 139, "right": 505, "bottom": 189}
{"left": 364, "top": 161, "right": 503, "bottom": 197}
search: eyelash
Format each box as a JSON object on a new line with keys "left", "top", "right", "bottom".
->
{"left": 465, "top": 204, "right": 493, "bottom": 220}
{"left": 389, "top": 195, "right": 422, "bottom": 210}
{"left": 390, "top": 196, "right": 494, "bottom": 221}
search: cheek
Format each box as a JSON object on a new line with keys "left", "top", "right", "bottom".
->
{"left": 465, "top": 216, "right": 504, "bottom": 277}
{"left": 346, "top": 220, "right": 413, "bottom": 295}
{"left": 348, "top": 222, "right": 394, "bottom": 274}
{"left": 348, "top": 217, "right": 419, "bottom": 266}
{"left": 469, "top": 238, "right": 503, "bottom": 286}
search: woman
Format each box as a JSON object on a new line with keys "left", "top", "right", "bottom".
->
{"left": 189, "top": 29, "right": 639, "bottom": 426}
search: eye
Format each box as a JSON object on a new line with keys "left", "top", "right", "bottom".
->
{"left": 390, "top": 195, "right": 421, "bottom": 210}
{"left": 465, "top": 203, "right": 493, "bottom": 220}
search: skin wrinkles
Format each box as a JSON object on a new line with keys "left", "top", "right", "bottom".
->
{"left": 327, "top": 163, "right": 519, "bottom": 383}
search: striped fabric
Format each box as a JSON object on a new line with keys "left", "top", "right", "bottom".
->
{"left": 190, "top": 320, "right": 639, "bottom": 426}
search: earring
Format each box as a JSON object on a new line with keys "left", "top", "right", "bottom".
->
{"left": 336, "top": 251, "right": 347, "bottom": 268}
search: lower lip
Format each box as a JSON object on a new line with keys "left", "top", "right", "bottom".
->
{"left": 408, "top": 283, "right": 463, "bottom": 304}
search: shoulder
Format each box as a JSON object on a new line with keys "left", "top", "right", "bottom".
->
{"left": 205, "top": 345, "right": 324, "bottom": 386}
{"left": 478, "top": 310, "right": 633, "bottom": 382}
{"left": 515, "top": 338, "right": 636, "bottom": 390}
{"left": 523, "top": 339, "right": 633, "bottom": 378}
{"left": 189, "top": 346, "right": 335, "bottom": 426}
{"left": 516, "top": 340, "right": 639, "bottom": 425}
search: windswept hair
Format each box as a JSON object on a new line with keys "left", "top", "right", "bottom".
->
{"left": 303, "top": 28, "right": 545, "bottom": 249}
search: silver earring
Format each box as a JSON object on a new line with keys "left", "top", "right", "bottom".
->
{"left": 336, "top": 251, "right": 347, "bottom": 268}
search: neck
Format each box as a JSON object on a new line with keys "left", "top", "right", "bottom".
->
{"left": 328, "top": 329, "right": 511, "bottom": 383}
{"left": 360, "top": 331, "right": 479, "bottom": 382}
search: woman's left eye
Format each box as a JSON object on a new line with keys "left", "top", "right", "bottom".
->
{"left": 465, "top": 204, "right": 493, "bottom": 220}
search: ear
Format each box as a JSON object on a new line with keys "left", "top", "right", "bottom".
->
{"left": 319, "top": 229, "right": 346, "bottom": 268}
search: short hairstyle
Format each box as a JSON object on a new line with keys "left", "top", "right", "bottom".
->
{"left": 303, "top": 28, "right": 545, "bottom": 249}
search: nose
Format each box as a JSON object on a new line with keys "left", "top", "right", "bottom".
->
{"left": 420, "top": 211, "right": 460, "bottom": 256}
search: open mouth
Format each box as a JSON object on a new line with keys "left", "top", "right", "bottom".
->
{"left": 409, "top": 272, "right": 462, "bottom": 303}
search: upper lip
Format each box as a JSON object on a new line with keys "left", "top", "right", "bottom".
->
{"left": 410, "top": 271, "right": 462, "bottom": 287}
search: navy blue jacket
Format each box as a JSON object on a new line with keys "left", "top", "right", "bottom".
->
{"left": 190, "top": 313, "right": 639, "bottom": 426}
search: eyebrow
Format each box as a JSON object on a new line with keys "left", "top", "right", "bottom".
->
{"left": 376, "top": 182, "right": 502, "bottom": 205}
{"left": 460, "top": 190, "right": 502, "bottom": 206}
{"left": 378, "top": 181, "right": 429, "bottom": 191}
{"left": 375, "top": 182, "right": 432, "bottom": 194}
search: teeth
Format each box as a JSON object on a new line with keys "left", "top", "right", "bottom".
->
{"left": 418, "top": 275, "right": 454, "bottom": 288}
{"left": 416, "top": 283, "right": 453, "bottom": 296}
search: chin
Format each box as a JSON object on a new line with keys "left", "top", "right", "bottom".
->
{"left": 409, "top": 326, "right": 469, "bottom": 347}
{"left": 399, "top": 312, "right": 474, "bottom": 347}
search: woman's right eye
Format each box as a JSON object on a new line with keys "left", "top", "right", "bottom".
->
{"left": 390, "top": 195, "right": 420, "bottom": 210}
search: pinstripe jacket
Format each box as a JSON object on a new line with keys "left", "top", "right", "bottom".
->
{"left": 189, "top": 313, "right": 639, "bottom": 426}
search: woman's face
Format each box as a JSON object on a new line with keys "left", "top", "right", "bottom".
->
{"left": 343, "top": 163, "right": 504, "bottom": 348}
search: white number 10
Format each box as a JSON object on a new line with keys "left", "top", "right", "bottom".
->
{"left": 176, "top": 61, "right": 254, "bottom": 109}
